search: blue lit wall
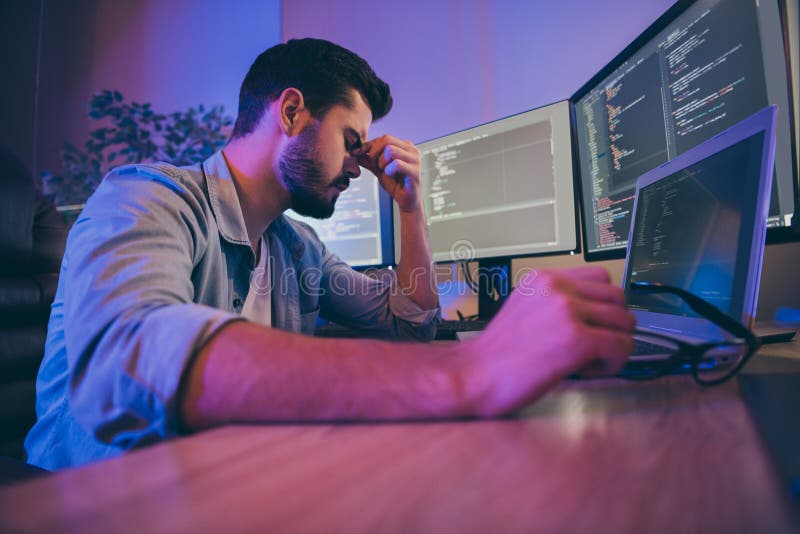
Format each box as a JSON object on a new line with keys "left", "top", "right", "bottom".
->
{"left": 2, "top": 0, "right": 797, "bottom": 318}
{"left": 2, "top": 0, "right": 281, "bottom": 178}
{"left": 281, "top": 0, "right": 800, "bottom": 320}
{"left": 282, "top": 0, "right": 676, "bottom": 143}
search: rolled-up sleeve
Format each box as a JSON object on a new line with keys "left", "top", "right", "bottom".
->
{"left": 317, "top": 244, "right": 439, "bottom": 341}
{"left": 63, "top": 165, "right": 241, "bottom": 448}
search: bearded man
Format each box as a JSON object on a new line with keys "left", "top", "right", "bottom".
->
{"left": 26, "top": 38, "right": 634, "bottom": 470}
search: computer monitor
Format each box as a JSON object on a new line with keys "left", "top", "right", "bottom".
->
{"left": 394, "top": 100, "right": 579, "bottom": 318}
{"left": 287, "top": 167, "right": 394, "bottom": 268}
{"left": 572, "top": 0, "right": 798, "bottom": 261}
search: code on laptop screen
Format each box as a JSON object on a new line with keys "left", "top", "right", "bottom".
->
{"left": 627, "top": 131, "right": 765, "bottom": 317}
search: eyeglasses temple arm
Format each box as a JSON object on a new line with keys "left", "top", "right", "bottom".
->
{"left": 630, "top": 282, "right": 758, "bottom": 343}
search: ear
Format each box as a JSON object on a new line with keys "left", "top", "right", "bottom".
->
{"left": 276, "top": 87, "right": 312, "bottom": 136}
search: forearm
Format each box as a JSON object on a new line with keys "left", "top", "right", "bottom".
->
{"left": 396, "top": 206, "right": 439, "bottom": 310}
{"left": 181, "top": 321, "right": 469, "bottom": 429}
{"left": 182, "top": 267, "right": 636, "bottom": 429}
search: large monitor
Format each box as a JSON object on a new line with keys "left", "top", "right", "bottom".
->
{"left": 395, "top": 100, "right": 579, "bottom": 318}
{"left": 572, "top": 0, "right": 798, "bottom": 261}
{"left": 287, "top": 167, "right": 394, "bottom": 268}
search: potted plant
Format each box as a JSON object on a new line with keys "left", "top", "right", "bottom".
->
{"left": 38, "top": 90, "right": 233, "bottom": 219}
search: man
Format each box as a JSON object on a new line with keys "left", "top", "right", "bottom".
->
{"left": 26, "top": 39, "right": 634, "bottom": 469}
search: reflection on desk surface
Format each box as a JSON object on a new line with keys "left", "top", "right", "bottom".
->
{"left": 2, "top": 353, "right": 800, "bottom": 533}
{"left": 738, "top": 357, "right": 800, "bottom": 510}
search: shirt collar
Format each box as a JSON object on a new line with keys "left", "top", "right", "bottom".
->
{"left": 201, "top": 149, "right": 250, "bottom": 246}
{"left": 201, "top": 150, "right": 305, "bottom": 260}
{"left": 269, "top": 214, "right": 306, "bottom": 261}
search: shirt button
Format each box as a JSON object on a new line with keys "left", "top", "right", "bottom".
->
{"left": 233, "top": 298, "right": 242, "bottom": 309}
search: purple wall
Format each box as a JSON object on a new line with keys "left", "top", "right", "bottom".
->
{"left": 282, "top": 0, "right": 800, "bottom": 320}
{"left": 2, "top": 0, "right": 281, "bottom": 179}
{"left": 282, "top": 0, "right": 676, "bottom": 143}
{"left": 3, "top": 0, "right": 797, "bottom": 318}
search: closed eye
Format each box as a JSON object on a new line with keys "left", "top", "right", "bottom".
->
{"left": 345, "top": 129, "right": 363, "bottom": 154}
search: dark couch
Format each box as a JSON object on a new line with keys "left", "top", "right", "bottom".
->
{"left": 0, "top": 147, "right": 67, "bottom": 460}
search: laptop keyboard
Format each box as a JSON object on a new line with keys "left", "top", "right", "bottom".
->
{"left": 434, "top": 319, "right": 489, "bottom": 340}
{"left": 633, "top": 338, "right": 673, "bottom": 356}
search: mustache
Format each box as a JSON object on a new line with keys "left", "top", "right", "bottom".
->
{"left": 332, "top": 176, "right": 350, "bottom": 188}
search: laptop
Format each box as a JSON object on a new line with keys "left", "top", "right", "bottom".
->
{"left": 622, "top": 105, "right": 778, "bottom": 369}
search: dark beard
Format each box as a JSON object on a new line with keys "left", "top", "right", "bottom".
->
{"left": 278, "top": 122, "right": 341, "bottom": 219}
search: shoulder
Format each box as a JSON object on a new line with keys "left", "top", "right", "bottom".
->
{"left": 104, "top": 161, "right": 205, "bottom": 197}
{"left": 74, "top": 161, "right": 214, "bottom": 252}
{"left": 87, "top": 161, "right": 209, "bottom": 217}
{"left": 67, "top": 161, "right": 214, "bottom": 265}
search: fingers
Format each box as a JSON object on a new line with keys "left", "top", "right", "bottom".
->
{"left": 355, "top": 152, "right": 380, "bottom": 176}
{"left": 379, "top": 145, "right": 418, "bottom": 172}
{"left": 577, "top": 325, "right": 634, "bottom": 376}
{"left": 568, "top": 279, "right": 627, "bottom": 306}
{"left": 517, "top": 269, "right": 623, "bottom": 305}
{"left": 577, "top": 300, "right": 636, "bottom": 331}
{"left": 555, "top": 266, "right": 612, "bottom": 283}
{"left": 357, "top": 135, "right": 418, "bottom": 175}
{"left": 522, "top": 274, "right": 633, "bottom": 332}
{"left": 384, "top": 159, "right": 416, "bottom": 178}
{"left": 356, "top": 135, "right": 422, "bottom": 212}
{"left": 469, "top": 273, "right": 635, "bottom": 412}
{"left": 359, "top": 134, "right": 415, "bottom": 156}
{"left": 576, "top": 357, "right": 625, "bottom": 379}
{"left": 507, "top": 270, "right": 634, "bottom": 377}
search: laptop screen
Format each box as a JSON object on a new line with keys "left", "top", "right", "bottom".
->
{"left": 626, "top": 130, "right": 766, "bottom": 318}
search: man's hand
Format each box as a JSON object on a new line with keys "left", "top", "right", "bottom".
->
{"left": 463, "top": 266, "right": 635, "bottom": 417}
{"left": 356, "top": 134, "right": 437, "bottom": 310}
{"left": 356, "top": 135, "right": 421, "bottom": 212}
{"left": 182, "top": 266, "right": 634, "bottom": 428}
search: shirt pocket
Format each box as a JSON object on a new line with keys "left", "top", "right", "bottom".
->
{"left": 299, "top": 307, "right": 320, "bottom": 335}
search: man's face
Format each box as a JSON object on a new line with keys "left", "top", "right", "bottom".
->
{"left": 278, "top": 90, "right": 372, "bottom": 219}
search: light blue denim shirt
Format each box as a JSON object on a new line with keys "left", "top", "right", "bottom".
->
{"left": 25, "top": 150, "right": 438, "bottom": 470}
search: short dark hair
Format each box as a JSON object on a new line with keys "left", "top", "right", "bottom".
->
{"left": 231, "top": 38, "right": 393, "bottom": 139}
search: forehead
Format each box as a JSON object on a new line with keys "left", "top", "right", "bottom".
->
{"left": 320, "top": 89, "right": 372, "bottom": 140}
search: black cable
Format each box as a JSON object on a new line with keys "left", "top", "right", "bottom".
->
{"left": 461, "top": 261, "right": 478, "bottom": 292}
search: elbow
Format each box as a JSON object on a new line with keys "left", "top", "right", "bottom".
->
{"left": 69, "top": 381, "right": 173, "bottom": 450}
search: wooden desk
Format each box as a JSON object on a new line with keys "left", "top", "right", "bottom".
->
{"left": 2, "top": 347, "right": 799, "bottom": 533}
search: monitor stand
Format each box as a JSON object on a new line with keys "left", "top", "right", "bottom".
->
{"left": 476, "top": 258, "right": 512, "bottom": 321}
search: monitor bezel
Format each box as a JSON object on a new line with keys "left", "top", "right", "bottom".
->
{"left": 352, "top": 186, "right": 395, "bottom": 271}
{"left": 569, "top": 0, "right": 799, "bottom": 262}
{"left": 394, "top": 99, "right": 582, "bottom": 266}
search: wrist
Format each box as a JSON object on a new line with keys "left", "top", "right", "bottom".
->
{"left": 445, "top": 340, "right": 491, "bottom": 417}
{"left": 397, "top": 198, "right": 424, "bottom": 215}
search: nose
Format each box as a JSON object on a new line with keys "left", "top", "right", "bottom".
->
{"left": 344, "top": 155, "right": 361, "bottom": 179}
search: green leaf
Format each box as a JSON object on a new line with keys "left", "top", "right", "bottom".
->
{"left": 55, "top": 90, "right": 234, "bottom": 205}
